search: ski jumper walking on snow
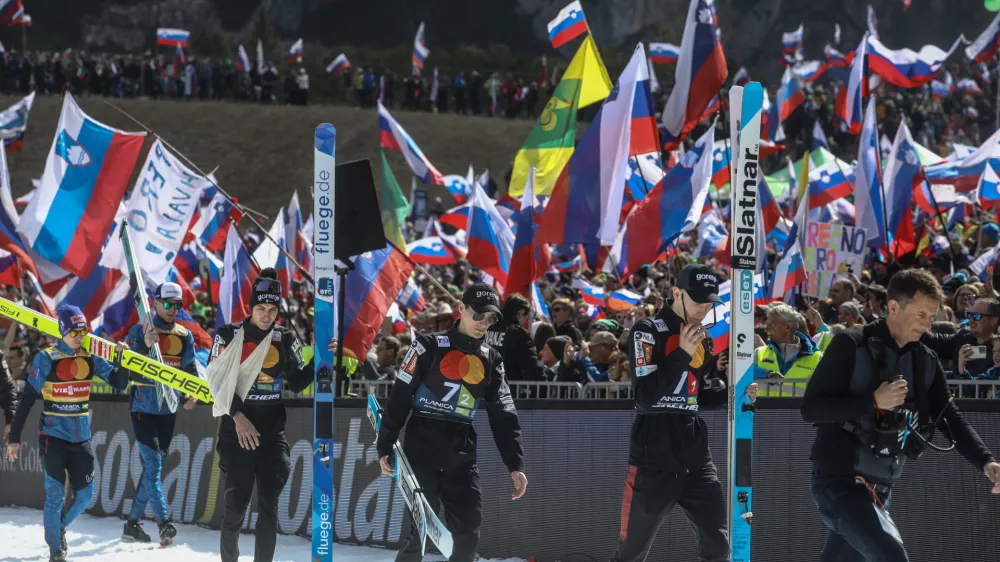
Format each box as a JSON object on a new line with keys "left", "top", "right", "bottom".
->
{"left": 5, "top": 305, "right": 131, "bottom": 562}
{"left": 207, "top": 268, "right": 314, "bottom": 562}
{"left": 377, "top": 283, "right": 528, "bottom": 562}
{"left": 121, "top": 281, "right": 199, "bottom": 545}
{"left": 611, "top": 265, "right": 758, "bottom": 562}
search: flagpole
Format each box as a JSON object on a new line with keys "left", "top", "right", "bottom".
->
{"left": 995, "top": 51, "right": 999, "bottom": 131}
{"left": 923, "top": 178, "right": 962, "bottom": 269}
{"left": 99, "top": 100, "right": 313, "bottom": 284}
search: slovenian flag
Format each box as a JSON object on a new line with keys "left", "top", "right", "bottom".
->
{"left": 867, "top": 35, "right": 962, "bottom": 89}
{"left": 660, "top": 0, "right": 727, "bottom": 150}
{"left": 769, "top": 240, "right": 806, "bottom": 299}
{"left": 156, "top": 27, "right": 189, "bottom": 48}
{"left": 782, "top": 24, "right": 803, "bottom": 54}
{"left": 406, "top": 236, "right": 457, "bottom": 265}
{"left": 649, "top": 43, "right": 680, "bottom": 65}
{"left": 883, "top": 123, "right": 922, "bottom": 257}
{"left": 547, "top": 1, "right": 589, "bottom": 49}
{"left": 236, "top": 45, "right": 251, "bottom": 72}
{"left": 190, "top": 189, "right": 242, "bottom": 253}
{"left": 966, "top": 11, "right": 1000, "bottom": 64}
{"left": 339, "top": 242, "right": 415, "bottom": 360}
{"left": 217, "top": 226, "right": 258, "bottom": 329}
{"left": 16, "top": 93, "right": 144, "bottom": 278}
{"left": 571, "top": 277, "right": 605, "bottom": 306}
{"left": 326, "top": 53, "right": 351, "bottom": 75}
{"left": 707, "top": 273, "right": 768, "bottom": 352}
{"left": 396, "top": 277, "right": 426, "bottom": 313}
{"left": 835, "top": 34, "right": 869, "bottom": 136}
{"left": 288, "top": 38, "right": 303, "bottom": 63}
{"left": 607, "top": 288, "right": 642, "bottom": 311}
{"left": 467, "top": 184, "right": 515, "bottom": 287}
{"left": 378, "top": 101, "right": 444, "bottom": 185}
{"left": 413, "top": 22, "right": 430, "bottom": 72}
{"left": 623, "top": 125, "right": 714, "bottom": 274}
{"left": 0, "top": 91, "right": 34, "bottom": 152}
{"left": 807, "top": 161, "right": 855, "bottom": 209}
{"left": 536, "top": 44, "right": 649, "bottom": 246}
{"left": 506, "top": 166, "right": 551, "bottom": 298}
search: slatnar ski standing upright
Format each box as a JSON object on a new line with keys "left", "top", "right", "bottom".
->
{"left": 312, "top": 124, "right": 336, "bottom": 562}
{"left": 727, "top": 81, "right": 762, "bottom": 562}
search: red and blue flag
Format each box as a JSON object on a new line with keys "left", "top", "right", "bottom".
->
{"left": 406, "top": 236, "right": 457, "bottom": 265}
{"left": 649, "top": 43, "right": 680, "bottom": 65}
{"left": 156, "top": 27, "right": 189, "bottom": 48}
{"left": 378, "top": 101, "right": 444, "bottom": 185}
{"left": 506, "top": 168, "right": 551, "bottom": 298}
{"left": 467, "top": 185, "right": 514, "bottom": 287}
{"left": 217, "top": 225, "right": 258, "bottom": 329}
{"left": 339, "top": 242, "right": 414, "bottom": 360}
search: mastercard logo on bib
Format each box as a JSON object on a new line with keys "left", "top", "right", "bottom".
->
{"left": 440, "top": 351, "right": 485, "bottom": 385}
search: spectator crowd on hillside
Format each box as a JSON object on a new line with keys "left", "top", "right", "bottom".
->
{"left": 0, "top": 45, "right": 999, "bottom": 401}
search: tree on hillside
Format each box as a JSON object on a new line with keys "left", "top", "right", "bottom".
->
{"left": 249, "top": 1, "right": 277, "bottom": 64}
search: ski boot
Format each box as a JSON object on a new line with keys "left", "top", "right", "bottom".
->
{"left": 122, "top": 519, "right": 151, "bottom": 543}
{"left": 49, "top": 549, "right": 66, "bottom": 562}
{"left": 158, "top": 520, "right": 177, "bottom": 546}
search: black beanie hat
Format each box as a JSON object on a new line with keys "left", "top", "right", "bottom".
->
{"left": 250, "top": 267, "right": 283, "bottom": 308}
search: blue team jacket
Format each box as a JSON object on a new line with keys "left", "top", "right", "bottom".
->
{"left": 126, "top": 316, "right": 197, "bottom": 414}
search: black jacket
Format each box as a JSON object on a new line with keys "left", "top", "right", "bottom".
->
{"left": 803, "top": 319, "right": 994, "bottom": 484}
{"left": 556, "top": 321, "right": 584, "bottom": 346}
{"left": 377, "top": 327, "right": 524, "bottom": 473}
{"left": 626, "top": 301, "right": 727, "bottom": 471}
{"left": 921, "top": 327, "right": 993, "bottom": 377}
{"left": 0, "top": 351, "right": 14, "bottom": 426}
{"left": 211, "top": 319, "right": 313, "bottom": 440}
{"left": 485, "top": 319, "right": 546, "bottom": 383}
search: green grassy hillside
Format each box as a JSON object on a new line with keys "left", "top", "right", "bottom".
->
{"left": 1, "top": 95, "right": 535, "bottom": 221}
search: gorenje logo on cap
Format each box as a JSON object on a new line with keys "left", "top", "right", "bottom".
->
{"left": 476, "top": 290, "right": 497, "bottom": 303}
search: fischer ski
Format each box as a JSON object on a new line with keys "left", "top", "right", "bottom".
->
{"left": 120, "top": 220, "right": 178, "bottom": 413}
{"left": 0, "top": 296, "right": 212, "bottom": 402}
{"left": 312, "top": 124, "right": 336, "bottom": 562}
{"left": 727, "top": 81, "right": 763, "bottom": 562}
{"left": 367, "top": 394, "right": 454, "bottom": 558}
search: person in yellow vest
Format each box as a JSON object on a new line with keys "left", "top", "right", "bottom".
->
{"left": 754, "top": 303, "right": 823, "bottom": 397}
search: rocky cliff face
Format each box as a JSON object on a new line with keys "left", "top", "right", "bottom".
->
{"left": 15, "top": 0, "right": 992, "bottom": 81}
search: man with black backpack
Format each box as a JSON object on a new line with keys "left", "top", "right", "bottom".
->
{"left": 802, "top": 269, "right": 1000, "bottom": 562}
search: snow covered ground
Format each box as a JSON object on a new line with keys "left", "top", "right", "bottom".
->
{"left": 0, "top": 507, "right": 526, "bottom": 561}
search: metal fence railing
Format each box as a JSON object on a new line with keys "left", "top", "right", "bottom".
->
{"left": 86, "top": 377, "right": 1000, "bottom": 401}
{"left": 582, "top": 382, "right": 634, "bottom": 400}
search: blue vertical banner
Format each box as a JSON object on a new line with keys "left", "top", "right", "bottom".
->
{"left": 312, "top": 124, "right": 336, "bottom": 562}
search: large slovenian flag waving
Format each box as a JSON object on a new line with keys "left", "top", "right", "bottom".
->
{"left": 966, "top": 11, "right": 1000, "bottom": 64}
{"left": 782, "top": 24, "right": 804, "bottom": 54}
{"left": 835, "top": 34, "right": 869, "bottom": 135}
{"left": 339, "top": 241, "right": 414, "bottom": 360}
{"left": 506, "top": 167, "right": 552, "bottom": 298}
{"left": 547, "top": 1, "right": 589, "bottom": 48}
{"left": 854, "top": 98, "right": 886, "bottom": 249}
{"left": 649, "top": 42, "right": 680, "bottom": 64}
{"left": 660, "top": 0, "right": 727, "bottom": 150}
{"left": 623, "top": 126, "right": 714, "bottom": 273}
{"left": 867, "top": 36, "right": 962, "bottom": 89}
{"left": 17, "top": 93, "right": 144, "bottom": 278}
{"left": 156, "top": 28, "right": 189, "bottom": 47}
{"left": 406, "top": 236, "right": 457, "bottom": 265}
{"left": 467, "top": 184, "right": 515, "bottom": 287}
{"left": 218, "top": 225, "right": 258, "bottom": 329}
{"left": 378, "top": 100, "right": 444, "bottom": 185}
{"left": 883, "top": 123, "right": 923, "bottom": 257}
{"left": 0, "top": 91, "right": 34, "bottom": 152}
{"left": 537, "top": 44, "right": 649, "bottom": 246}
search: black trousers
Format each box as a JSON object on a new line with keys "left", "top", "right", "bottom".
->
{"left": 217, "top": 431, "right": 291, "bottom": 562}
{"left": 811, "top": 474, "right": 909, "bottom": 562}
{"left": 610, "top": 461, "right": 730, "bottom": 562}
{"left": 395, "top": 457, "right": 482, "bottom": 562}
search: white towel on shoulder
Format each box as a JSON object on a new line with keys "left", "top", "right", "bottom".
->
{"left": 206, "top": 326, "right": 273, "bottom": 418}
